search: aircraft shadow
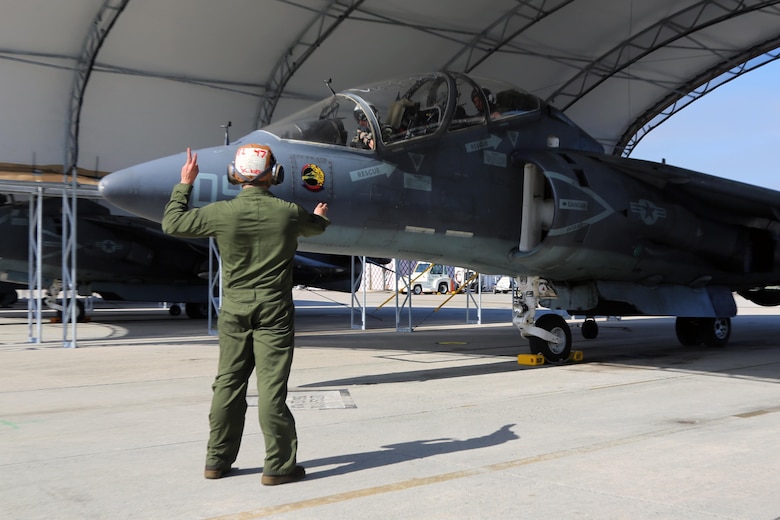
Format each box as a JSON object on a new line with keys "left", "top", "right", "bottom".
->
{"left": 301, "top": 360, "right": 524, "bottom": 387}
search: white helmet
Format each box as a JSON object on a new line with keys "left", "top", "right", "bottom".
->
{"left": 227, "top": 144, "right": 284, "bottom": 185}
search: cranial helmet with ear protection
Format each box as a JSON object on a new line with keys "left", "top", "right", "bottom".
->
{"left": 227, "top": 144, "right": 284, "bottom": 186}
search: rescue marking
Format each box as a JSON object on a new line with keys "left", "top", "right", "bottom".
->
{"left": 465, "top": 134, "right": 501, "bottom": 152}
{"left": 349, "top": 163, "right": 395, "bottom": 182}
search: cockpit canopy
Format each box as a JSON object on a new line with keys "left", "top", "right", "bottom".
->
{"left": 263, "top": 72, "right": 542, "bottom": 150}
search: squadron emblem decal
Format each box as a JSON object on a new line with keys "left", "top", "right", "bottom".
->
{"left": 301, "top": 163, "right": 325, "bottom": 192}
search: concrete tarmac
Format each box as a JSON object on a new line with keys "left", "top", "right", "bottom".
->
{"left": 1, "top": 290, "right": 780, "bottom": 519}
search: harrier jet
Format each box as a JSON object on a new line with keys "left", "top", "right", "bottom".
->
{"left": 100, "top": 71, "right": 780, "bottom": 360}
{"left": 0, "top": 193, "right": 362, "bottom": 319}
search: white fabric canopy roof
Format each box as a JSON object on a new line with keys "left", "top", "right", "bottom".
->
{"left": 1, "top": 0, "right": 779, "bottom": 176}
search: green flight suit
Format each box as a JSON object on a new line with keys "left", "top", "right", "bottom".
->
{"left": 162, "top": 183, "right": 329, "bottom": 475}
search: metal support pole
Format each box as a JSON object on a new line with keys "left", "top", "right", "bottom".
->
{"left": 465, "top": 273, "right": 483, "bottom": 324}
{"left": 350, "top": 256, "right": 366, "bottom": 330}
{"left": 27, "top": 188, "right": 43, "bottom": 343}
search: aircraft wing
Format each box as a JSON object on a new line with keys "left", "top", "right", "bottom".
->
{"left": 586, "top": 152, "right": 780, "bottom": 223}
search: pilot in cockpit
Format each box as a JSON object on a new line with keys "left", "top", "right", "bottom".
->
{"left": 471, "top": 87, "right": 501, "bottom": 119}
{"left": 351, "top": 104, "right": 379, "bottom": 150}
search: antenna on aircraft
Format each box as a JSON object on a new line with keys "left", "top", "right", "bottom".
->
{"left": 324, "top": 78, "right": 336, "bottom": 96}
{"left": 221, "top": 121, "right": 232, "bottom": 145}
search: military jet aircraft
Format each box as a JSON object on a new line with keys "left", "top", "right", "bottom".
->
{"left": 99, "top": 71, "right": 780, "bottom": 361}
{"left": 0, "top": 193, "right": 363, "bottom": 319}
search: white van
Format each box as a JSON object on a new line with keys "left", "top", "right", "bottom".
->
{"left": 494, "top": 276, "right": 516, "bottom": 293}
{"left": 404, "top": 262, "right": 453, "bottom": 294}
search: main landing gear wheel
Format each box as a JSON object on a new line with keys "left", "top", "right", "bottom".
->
{"left": 185, "top": 302, "right": 209, "bottom": 319}
{"left": 675, "top": 317, "right": 731, "bottom": 347}
{"left": 529, "top": 314, "right": 572, "bottom": 363}
{"left": 581, "top": 317, "right": 598, "bottom": 339}
{"left": 700, "top": 317, "right": 731, "bottom": 347}
{"left": 55, "top": 300, "right": 86, "bottom": 322}
{"left": 675, "top": 317, "right": 701, "bottom": 346}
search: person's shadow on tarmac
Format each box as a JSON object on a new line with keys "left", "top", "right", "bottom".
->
{"left": 303, "top": 424, "right": 518, "bottom": 480}
{"left": 230, "top": 424, "right": 518, "bottom": 478}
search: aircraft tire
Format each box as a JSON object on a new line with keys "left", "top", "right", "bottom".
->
{"left": 581, "top": 318, "right": 598, "bottom": 339}
{"left": 700, "top": 317, "right": 731, "bottom": 347}
{"left": 0, "top": 289, "right": 18, "bottom": 306}
{"left": 530, "top": 314, "right": 572, "bottom": 363}
{"left": 185, "top": 302, "right": 208, "bottom": 319}
{"left": 55, "top": 300, "right": 86, "bottom": 322}
{"left": 675, "top": 317, "right": 701, "bottom": 346}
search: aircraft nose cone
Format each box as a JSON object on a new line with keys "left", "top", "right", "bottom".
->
{"left": 99, "top": 154, "right": 184, "bottom": 223}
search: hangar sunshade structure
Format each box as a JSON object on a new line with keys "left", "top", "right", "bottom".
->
{"left": 1, "top": 0, "right": 779, "bottom": 344}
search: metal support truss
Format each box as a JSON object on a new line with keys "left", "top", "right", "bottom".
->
{"left": 620, "top": 44, "right": 780, "bottom": 156}
{"left": 64, "top": 0, "right": 129, "bottom": 175}
{"left": 207, "top": 238, "right": 222, "bottom": 336}
{"left": 434, "top": 271, "right": 483, "bottom": 325}
{"left": 548, "top": 1, "right": 780, "bottom": 113}
{"left": 27, "top": 188, "right": 43, "bottom": 343}
{"left": 60, "top": 175, "right": 78, "bottom": 348}
{"left": 442, "top": 0, "right": 576, "bottom": 73}
{"left": 254, "top": 0, "right": 364, "bottom": 128}
{"left": 393, "top": 259, "right": 413, "bottom": 332}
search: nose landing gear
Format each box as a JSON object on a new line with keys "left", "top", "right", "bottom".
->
{"left": 512, "top": 276, "right": 572, "bottom": 362}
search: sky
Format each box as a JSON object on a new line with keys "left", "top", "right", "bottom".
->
{"left": 630, "top": 59, "right": 780, "bottom": 191}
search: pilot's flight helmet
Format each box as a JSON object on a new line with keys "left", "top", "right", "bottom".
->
{"left": 227, "top": 144, "right": 284, "bottom": 186}
{"left": 353, "top": 103, "right": 378, "bottom": 123}
{"left": 471, "top": 87, "right": 496, "bottom": 107}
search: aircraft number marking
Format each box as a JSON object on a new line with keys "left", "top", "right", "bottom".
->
{"left": 191, "top": 172, "right": 240, "bottom": 207}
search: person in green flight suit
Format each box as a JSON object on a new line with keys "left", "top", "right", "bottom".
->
{"left": 162, "top": 145, "right": 329, "bottom": 485}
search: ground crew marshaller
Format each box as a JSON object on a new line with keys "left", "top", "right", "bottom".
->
{"left": 162, "top": 145, "right": 329, "bottom": 485}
